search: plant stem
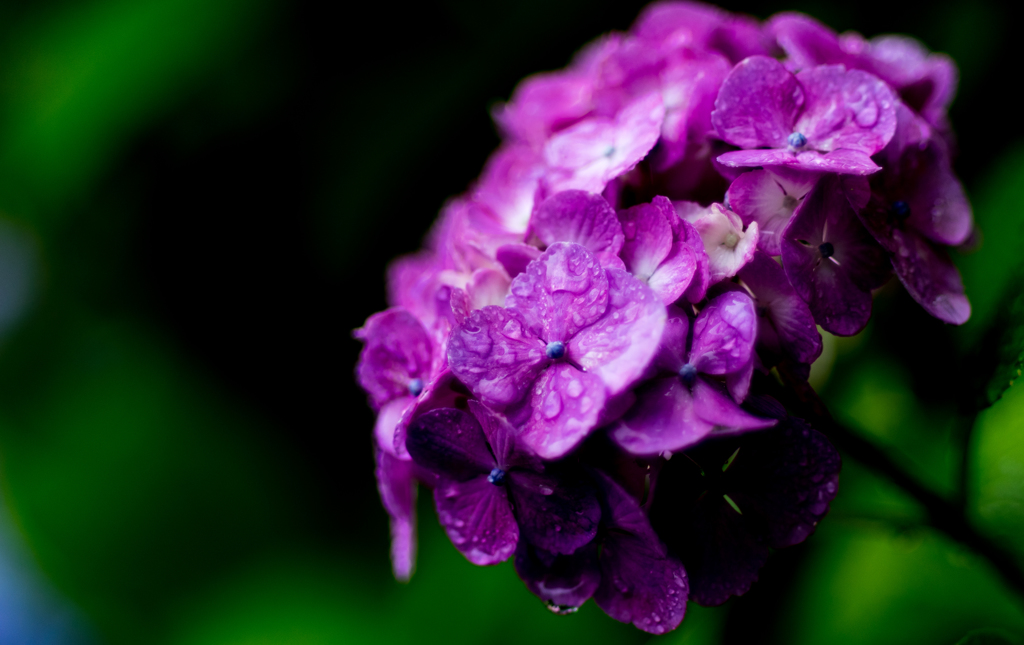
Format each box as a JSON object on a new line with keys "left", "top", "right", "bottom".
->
{"left": 768, "top": 366, "right": 1024, "bottom": 599}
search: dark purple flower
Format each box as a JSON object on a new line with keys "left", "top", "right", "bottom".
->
{"left": 406, "top": 403, "right": 601, "bottom": 565}
{"left": 617, "top": 195, "right": 709, "bottom": 304}
{"left": 648, "top": 399, "right": 840, "bottom": 606}
{"left": 737, "top": 250, "right": 823, "bottom": 374}
{"left": 769, "top": 13, "right": 957, "bottom": 130}
{"left": 611, "top": 293, "right": 775, "bottom": 456}
{"left": 448, "top": 242, "right": 666, "bottom": 459}
{"left": 781, "top": 174, "right": 891, "bottom": 335}
{"left": 514, "top": 470, "right": 688, "bottom": 633}
{"left": 858, "top": 104, "right": 972, "bottom": 324}
{"left": 712, "top": 56, "right": 897, "bottom": 175}
{"left": 727, "top": 166, "right": 820, "bottom": 255}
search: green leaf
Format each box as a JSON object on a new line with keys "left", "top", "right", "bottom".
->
{"left": 969, "top": 379, "right": 1024, "bottom": 558}
{"left": 780, "top": 521, "right": 1024, "bottom": 645}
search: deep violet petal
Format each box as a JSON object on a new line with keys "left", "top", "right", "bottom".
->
{"left": 406, "top": 408, "right": 494, "bottom": 480}
{"left": 509, "top": 469, "right": 601, "bottom": 555}
{"left": 434, "top": 476, "right": 519, "bottom": 565}
{"left": 514, "top": 540, "right": 601, "bottom": 610}
{"left": 592, "top": 472, "right": 688, "bottom": 634}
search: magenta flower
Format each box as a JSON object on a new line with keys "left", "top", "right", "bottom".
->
{"left": 769, "top": 13, "right": 957, "bottom": 130}
{"left": 617, "top": 195, "right": 709, "bottom": 304}
{"left": 543, "top": 93, "right": 665, "bottom": 195}
{"left": 406, "top": 402, "right": 601, "bottom": 565}
{"left": 448, "top": 242, "right": 665, "bottom": 459}
{"left": 611, "top": 292, "right": 775, "bottom": 456}
{"left": 712, "top": 55, "right": 897, "bottom": 175}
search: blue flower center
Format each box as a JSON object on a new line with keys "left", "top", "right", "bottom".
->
{"left": 891, "top": 200, "right": 911, "bottom": 220}
{"left": 545, "top": 341, "right": 566, "bottom": 360}
{"left": 487, "top": 468, "right": 507, "bottom": 486}
{"left": 819, "top": 242, "right": 835, "bottom": 259}
{"left": 787, "top": 132, "right": 807, "bottom": 148}
{"left": 408, "top": 378, "right": 424, "bottom": 397}
{"left": 679, "top": 363, "right": 698, "bottom": 387}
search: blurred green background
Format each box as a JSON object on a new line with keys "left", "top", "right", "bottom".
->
{"left": 0, "top": 0, "right": 1021, "bottom": 643}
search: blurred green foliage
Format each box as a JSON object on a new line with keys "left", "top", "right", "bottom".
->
{"left": 0, "top": 0, "right": 1021, "bottom": 644}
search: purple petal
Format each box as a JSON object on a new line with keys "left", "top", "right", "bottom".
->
{"left": 494, "top": 72, "right": 594, "bottom": 147}
{"left": 690, "top": 291, "right": 757, "bottom": 376}
{"left": 691, "top": 377, "right": 776, "bottom": 433}
{"left": 716, "top": 147, "right": 882, "bottom": 175}
{"left": 611, "top": 376, "right": 713, "bottom": 456}
{"left": 739, "top": 416, "right": 841, "bottom": 549}
{"left": 544, "top": 93, "right": 665, "bottom": 195}
{"left": 506, "top": 242, "right": 610, "bottom": 343}
{"left": 769, "top": 13, "right": 846, "bottom": 69}
{"left": 738, "top": 250, "right": 823, "bottom": 366}
{"left": 711, "top": 55, "right": 803, "bottom": 149}
{"left": 496, "top": 243, "right": 542, "bottom": 279}
{"left": 725, "top": 358, "right": 754, "bottom": 402}
{"left": 648, "top": 239, "right": 698, "bottom": 305}
{"left": 530, "top": 191, "right": 624, "bottom": 267}
{"left": 374, "top": 396, "right": 414, "bottom": 458}
{"left": 447, "top": 306, "right": 547, "bottom": 406}
{"left": 406, "top": 408, "right": 494, "bottom": 480}
{"left": 570, "top": 268, "right": 667, "bottom": 395}
{"left": 375, "top": 445, "right": 418, "bottom": 581}
{"left": 679, "top": 498, "right": 768, "bottom": 606}
{"left": 889, "top": 229, "right": 971, "bottom": 325}
{"left": 653, "top": 305, "right": 691, "bottom": 373}
{"left": 875, "top": 106, "right": 973, "bottom": 247}
{"left": 471, "top": 144, "right": 545, "bottom": 234}
{"left": 620, "top": 197, "right": 699, "bottom": 305}
{"left": 862, "top": 35, "right": 957, "bottom": 127}
{"left": 465, "top": 268, "right": 511, "bottom": 310}
{"left": 517, "top": 363, "right": 607, "bottom": 460}
{"left": 435, "top": 476, "right": 518, "bottom": 565}
{"left": 728, "top": 168, "right": 820, "bottom": 256}
{"left": 794, "top": 65, "right": 897, "bottom": 156}
{"left": 467, "top": 400, "right": 539, "bottom": 473}
{"left": 509, "top": 469, "right": 601, "bottom": 555}
{"left": 617, "top": 200, "right": 673, "bottom": 281}
{"left": 354, "top": 308, "right": 434, "bottom": 410}
{"left": 393, "top": 370, "right": 470, "bottom": 458}
{"left": 679, "top": 216, "right": 711, "bottom": 302}
{"left": 514, "top": 541, "right": 601, "bottom": 610}
{"left": 593, "top": 472, "right": 688, "bottom": 634}
{"left": 781, "top": 175, "right": 890, "bottom": 335}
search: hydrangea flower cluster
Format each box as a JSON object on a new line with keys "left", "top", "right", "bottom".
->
{"left": 356, "top": 2, "right": 971, "bottom": 633}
